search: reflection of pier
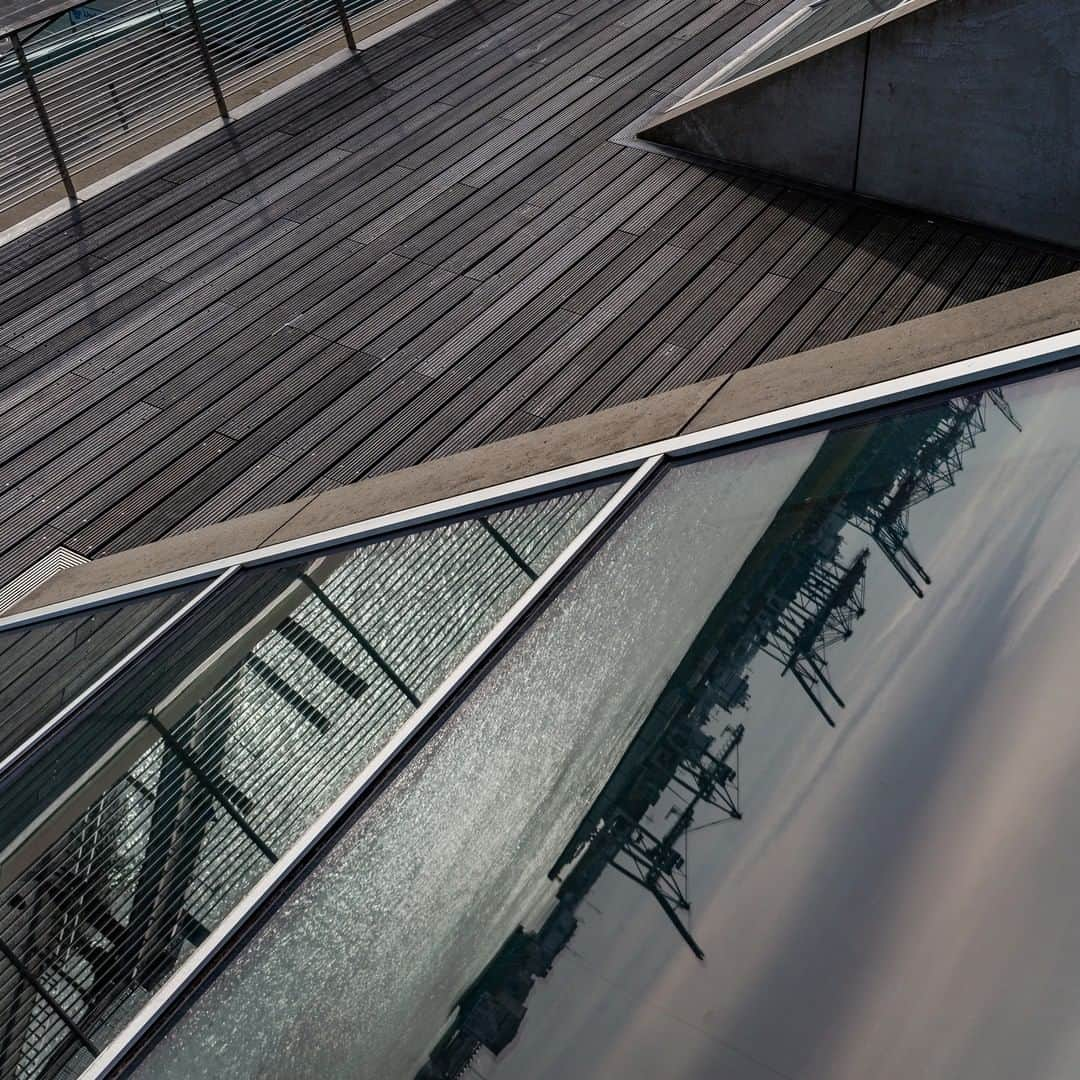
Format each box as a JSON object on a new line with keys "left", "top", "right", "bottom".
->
{"left": 416, "top": 388, "right": 1020, "bottom": 1080}
{"left": 760, "top": 545, "right": 869, "bottom": 726}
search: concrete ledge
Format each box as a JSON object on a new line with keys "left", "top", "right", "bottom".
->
{"left": 265, "top": 379, "right": 722, "bottom": 545}
{"left": 687, "top": 269, "right": 1080, "bottom": 430}
{"left": 17, "top": 500, "right": 311, "bottom": 611}
{"left": 14, "top": 267, "right": 1080, "bottom": 614}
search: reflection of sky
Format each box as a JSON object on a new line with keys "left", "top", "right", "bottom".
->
{"left": 486, "top": 368, "right": 1080, "bottom": 1080}
{"left": 137, "top": 364, "right": 1080, "bottom": 1080}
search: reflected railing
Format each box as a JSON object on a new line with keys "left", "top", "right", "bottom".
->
{"left": 0, "top": 485, "right": 615, "bottom": 1080}
{"left": 0, "top": 0, "right": 401, "bottom": 228}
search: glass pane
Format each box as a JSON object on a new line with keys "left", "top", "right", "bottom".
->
{"left": 0, "top": 585, "right": 200, "bottom": 763}
{"left": 140, "top": 364, "right": 1080, "bottom": 1080}
{"left": 709, "top": 0, "right": 912, "bottom": 90}
{"left": 0, "top": 481, "right": 617, "bottom": 1080}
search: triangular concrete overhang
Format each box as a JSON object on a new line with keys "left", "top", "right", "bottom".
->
{"left": 637, "top": 0, "right": 1080, "bottom": 249}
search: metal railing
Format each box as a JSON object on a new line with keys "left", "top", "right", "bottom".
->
{"left": 0, "top": 0, "right": 394, "bottom": 229}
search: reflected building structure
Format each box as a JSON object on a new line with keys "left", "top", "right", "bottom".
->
{"left": 416, "top": 388, "right": 1021, "bottom": 1080}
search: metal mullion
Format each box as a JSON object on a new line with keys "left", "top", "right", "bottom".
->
{"left": 189, "top": 693, "right": 322, "bottom": 795}
{"left": 83, "top": 458, "right": 661, "bottom": 1079}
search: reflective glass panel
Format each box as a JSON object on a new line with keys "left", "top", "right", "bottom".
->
{"left": 140, "top": 363, "right": 1080, "bottom": 1080}
{"left": 0, "top": 481, "right": 617, "bottom": 1080}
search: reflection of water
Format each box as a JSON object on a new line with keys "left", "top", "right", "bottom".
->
{"left": 410, "top": 389, "right": 1027, "bottom": 1079}
{"left": 138, "top": 435, "right": 824, "bottom": 1080}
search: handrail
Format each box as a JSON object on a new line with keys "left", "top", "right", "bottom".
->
{"left": 0, "top": 0, "right": 381, "bottom": 231}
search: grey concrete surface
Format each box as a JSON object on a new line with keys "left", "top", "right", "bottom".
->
{"left": 858, "top": 0, "right": 1080, "bottom": 248}
{"left": 687, "top": 268, "right": 1080, "bottom": 430}
{"left": 641, "top": 0, "right": 1080, "bottom": 248}
{"left": 16, "top": 267, "right": 1080, "bottom": 614}
{"left": 265, "top": 379, "right": 723, "bottom": 545}
{"left": 645, "top": 36, "right": 867, "bottom": 191}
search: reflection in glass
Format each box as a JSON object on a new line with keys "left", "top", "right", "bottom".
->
{"left": 135, "top": 365, "right": 1080, "bottom": 1080}
{"left": 0, "top": 483, "right": 615, "bottom": 1080}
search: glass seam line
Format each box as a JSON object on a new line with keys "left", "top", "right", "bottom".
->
{"left": 0, "top": 567, "right": 241, "bottom": 780}
{"left": 1, "top": 327, "right": 1077, "bottom": 633}
{"left": 77, "top": 454, "right": 663, "bottom": 1080}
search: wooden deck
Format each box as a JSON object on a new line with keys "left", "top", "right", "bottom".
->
{"left": 0, "top": 0, "right": 1073, "bottom": 586}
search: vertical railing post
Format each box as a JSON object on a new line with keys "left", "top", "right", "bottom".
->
{"left": 331, "top": 0, "right": 358, "bottom": 51}
{"left": 181, "top": 0, "right": 230, "bottom": 121}
{"left": 9, "top": 30, "right": 78, "bottom": 204}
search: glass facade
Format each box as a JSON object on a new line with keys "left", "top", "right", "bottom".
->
{"left": 0, "top": 586, "right": 200, "bottom": 764}
{"left": 0, "top": 482, "right": 616, "bottom": 1079}
{"left": 134, "top": 362, "right": 1080, "bottom": 1080}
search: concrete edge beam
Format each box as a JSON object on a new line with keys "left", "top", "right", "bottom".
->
{"left": 15, "top": 268, "right": 1080, "bottom": 612}
{"left": 13, "top": 378, "right": 723, "bottom": 610}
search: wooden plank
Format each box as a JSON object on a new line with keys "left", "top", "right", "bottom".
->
{"left": 0, "top": 0, "right": 1070, "bottom": 587}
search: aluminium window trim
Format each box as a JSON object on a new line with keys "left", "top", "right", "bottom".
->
{"left": 1, "top": 325, "right": 1078, "bottom": 635}
{"left": 6, "top": 324, "right": 1078, "bottom": 1078}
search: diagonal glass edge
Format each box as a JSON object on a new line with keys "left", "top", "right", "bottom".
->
{"left": 0, "top": 566, "right": 240, "bottom": 781}
{"left": 2, "top": 327, "right": 1077, "bottom": 636}
{"left": 78, "top": 457, "right": 663, "bottom": 1080}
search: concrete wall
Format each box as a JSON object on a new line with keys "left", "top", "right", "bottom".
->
{"left": 647, "top": 36, "right": 868, "bottom": 191}
{"left": 641, "top": 0, "right": 1080, "bottom": 248}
